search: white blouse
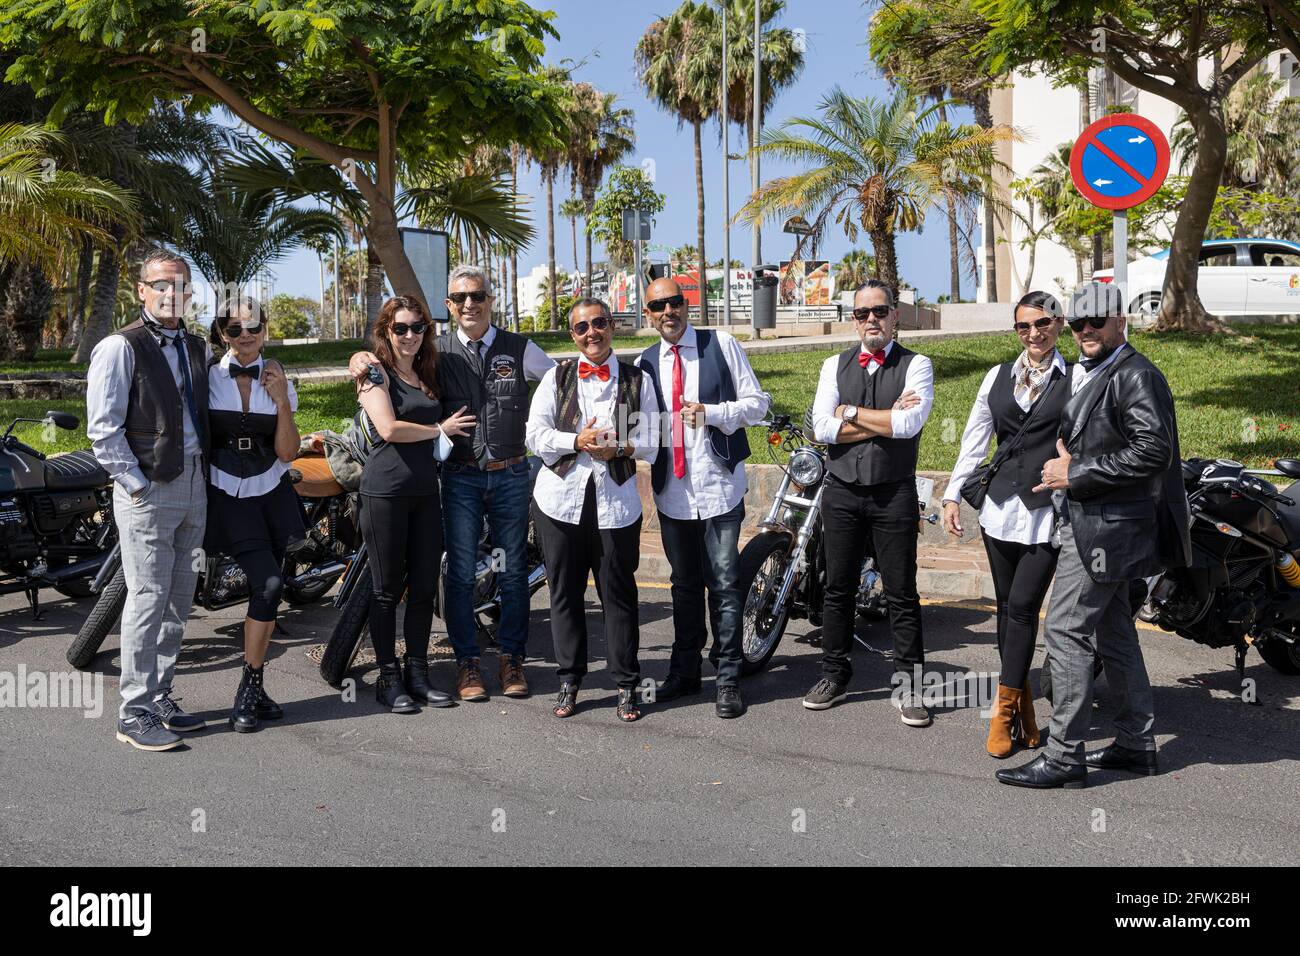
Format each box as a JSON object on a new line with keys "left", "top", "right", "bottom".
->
{"left": 207, "top": 352, "right": 298, "bottom": 498}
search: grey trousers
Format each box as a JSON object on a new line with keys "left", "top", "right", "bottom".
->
{"left": 112, "top": 456, "right": 207, "bottom": 720}
{"left": 1044, "top": 521, "right": 1156, "bottom": 765}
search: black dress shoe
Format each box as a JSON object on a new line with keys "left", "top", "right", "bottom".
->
{"left": 1085, "top": 742, "right": 1159, "bottom": 775}
{"left": 715, "top": 685, "right": 746, "bottom": 719}
{"left": 995, "top": 754, "right": 1087, "bottom": 789}
{"left": 403, "top": 655, "right": 456, "bottom": 708}
{"left": 656, "top": 673, "right": 701, "bottom": 702}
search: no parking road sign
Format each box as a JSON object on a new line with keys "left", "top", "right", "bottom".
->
{"left": 1070, "top": 114, "right": 1170, "bottom": 210}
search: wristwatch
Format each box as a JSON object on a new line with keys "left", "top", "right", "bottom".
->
{"left": 842, "top": 405, "right": 858, "bottom": 422}
{"left": 616, "top": 443, "right": 628, "bottom": 458}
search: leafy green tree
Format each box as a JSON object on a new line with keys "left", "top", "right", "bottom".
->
{"left": 265, "top": 293, "right": 319, "bottom": 340}
{"left": 587, "top": 166, "right": 666, "bottom": 271}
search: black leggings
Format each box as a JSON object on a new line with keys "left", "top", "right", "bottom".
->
{"left": 360, "top": 492, "right": 444, "bottom": 665}
{"left": 235, "top": 547, "right": 286, "bottom": 623}
{"left": 981, "top": 534, "right": 1060, "bottom": 688}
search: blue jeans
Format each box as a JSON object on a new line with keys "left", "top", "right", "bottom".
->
{"left": 441, "top": 460, "right": 532, "bottom": 660}
{"left": 658, "top": 500, "right": 746, "bottom": 686}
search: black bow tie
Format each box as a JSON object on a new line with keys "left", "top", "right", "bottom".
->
{"left": 229, "top": 363, "right": 261, "bottom": 379}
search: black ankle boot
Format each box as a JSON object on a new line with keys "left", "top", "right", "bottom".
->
{"left": 403, "top": 655, "right": 455, "bottom": 708}
{"left": 231, "top": 664, "right": 261, "bottom": 733}
{"left": 246, "top": 664, "right": 283, "bottom": 720}
{"left": 376, "top": 661, "right": 418, "bottom": 713}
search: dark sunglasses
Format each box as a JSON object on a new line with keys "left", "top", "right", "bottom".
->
{"left": 391, "top": 321, "right": 428, "bottom": 337}
{"left": 1014, "top": 316, "right": 1057, "bottom": 334}
{"left": 571, "top": 315, "right": 610, "bottom": 336}
{"left": 144, "top": 280, "right": 188, "bottom": 294}
{"left": 448, "top": 290, "right": 489, "bottom": 305}
{"left": 221, "top": 322, "right": 263, "bottom": 338}
{"left": 647, "top": 294, "right": 685, "bottom": 313}
{"left": 1067, "top": 315, "right": 1112, "bottom": 332}
{"left": 852, "top": 305, "right": 893, "bottom": 321}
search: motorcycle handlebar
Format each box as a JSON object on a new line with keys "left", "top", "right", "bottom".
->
{"left": 2, "top": 436, "right": 45, "bottom": 461}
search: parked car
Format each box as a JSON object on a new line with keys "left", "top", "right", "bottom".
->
{"left": 1094, "top": 237, "right": 1300, "bottom": 317}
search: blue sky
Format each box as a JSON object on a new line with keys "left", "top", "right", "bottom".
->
{"left": 264, "top": 0, "right": 974, "bottom": 304}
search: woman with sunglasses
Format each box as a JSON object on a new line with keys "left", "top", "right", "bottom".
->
{"left": 206, "top": 296, "right": 304, "bottom": 733}
{"left": 941, "top": 290, "right": 1070, "bottom": 758}
{"left": 352, "top": 296, "right": 476, "bottom": 713}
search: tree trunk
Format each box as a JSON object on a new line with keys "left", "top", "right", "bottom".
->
{"left": 363, "top": 243, "right": 385, "bottom": 342}
{"left": 693, "top": 119, "right": 709, "bottom": 326}
{"left": 582, "top": 185, "right": 594, "bottom": 294}
{"left": 972, "top": 91, "right": 998, "bottom": 302}
{"left": 66, "top": 235, "right": 94, "bottom": 351}
{"left": 945, "top": 187, "right": 961, "bottom": 303}
{"left": 546, "top": 171, "right": 558, "bottom": 331}
{"left": 868, "top": 225, "right": 900, "bottom": 297}
{"left": 1, "top": 260, "right": 54, "bottom": 361}
{"left": 1156, "top": 107, "right": 1226, "bottom": 332}
{"left": 74, "top": 225, "right": 126, "bottom": 363}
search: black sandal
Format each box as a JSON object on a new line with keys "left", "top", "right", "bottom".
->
{"left": 616, "top": 688, "right": 641, "bottom": 722}
{"left": 553, "top": 682, "right": 579, "bottom": 719}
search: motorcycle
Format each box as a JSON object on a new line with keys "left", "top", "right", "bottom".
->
{"left": 737, "top": 412, "right": 937, "bottom": 675}
{"left": 1, "top": 411, "right": 117, "bottom": 616}
{"left": 1137, "top": 456, "right": 1300, "bottom": 682}
{"left": 66, "top": 454, "right": 360, "bottom": 670}
{"left": 318, "top": 456, "right": 548, "bottom": 687}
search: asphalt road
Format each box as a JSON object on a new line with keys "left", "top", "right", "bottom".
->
{"left": 1, "top": 582, "right": 1297, "bottom": 866}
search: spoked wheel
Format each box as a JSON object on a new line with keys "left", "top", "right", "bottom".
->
{"left": 738, "top": 531, "right": 794, "bottom": 676}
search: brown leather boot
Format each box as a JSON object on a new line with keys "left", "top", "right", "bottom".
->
{"left": 986, "top": 684, "right": 1021, "bottom": 758}
{"left": 498, "top": 654, "right": 529, "bottom": 698}
{"left": 1019, "top": 680, "right": 1041, "bottom": 748}
{"left": 456, "top": 657, "right": 488, "bottom": 702}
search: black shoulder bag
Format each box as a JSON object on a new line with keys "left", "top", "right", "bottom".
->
{"left": 959, "top": 372, "right": 1058, "bottom": 509}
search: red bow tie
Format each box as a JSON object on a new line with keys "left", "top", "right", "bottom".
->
{"left": 578, "top": 361, "right": 610, "bottom": 381}
{"left": 859, "top": 349, "right": 886, "bottom": 368}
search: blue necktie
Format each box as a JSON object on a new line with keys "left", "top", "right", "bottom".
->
{"left": 171, "top": 334, "right": 202, "bottom": 441}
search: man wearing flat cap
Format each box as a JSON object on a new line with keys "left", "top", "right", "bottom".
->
{"left": 997, "top": 281, "right": 1191, "bottom": 790}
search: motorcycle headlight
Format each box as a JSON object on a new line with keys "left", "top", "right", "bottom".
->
{"left": 787, "top": 447, "right": 824, "bottom": 487}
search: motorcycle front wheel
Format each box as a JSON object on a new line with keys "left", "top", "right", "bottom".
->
{"left": 319, "top": 565, "right": 372, "bottom": 687}
{"left": 67, "top": 566, "right": 128, "bottom": 670}
{"left": 738, "top": 531, "right": 795, "bottom": 676}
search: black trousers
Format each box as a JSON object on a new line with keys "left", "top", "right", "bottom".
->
{"left": 821, "top": 474, "right": 923, "bottom": 685}
{"left": 533, "top": 479, "right": 641, "bottom": 688}
{"left": 981, "top": 533, "right": 1059, "bottom": 689}
{"left": 359, "top": 492, "right": 444, "bottom": 665}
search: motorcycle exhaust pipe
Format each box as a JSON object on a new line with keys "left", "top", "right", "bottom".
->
{"left": 288, "top": 561, "right": 347, "bottom": 587}
{"left": 45, "top": 554, "right": 109, "bottom": 584}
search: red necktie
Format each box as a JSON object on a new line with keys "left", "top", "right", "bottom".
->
{"left": 670, "top": 344, "right": 686, "bottom": 479}
{"left": 859, "top": 349, "right": 886, "bottom": 368}
{"left": 578, "top": 361, "right": 609, "bottom": 382}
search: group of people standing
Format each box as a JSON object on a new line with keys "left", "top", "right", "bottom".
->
{"left": 86, "top": 246, "right": 1190, "bottom": 791}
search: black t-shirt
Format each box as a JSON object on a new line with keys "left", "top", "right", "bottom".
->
{"left": 359, "top": 369, "right": 442, "bottom": 497}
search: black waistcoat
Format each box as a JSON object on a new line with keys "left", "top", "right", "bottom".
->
{"left": 117, "top": 319, "right": 210, "bottom": 482}
{"left": 435, "top": 328, "right": 530, "bottom": 465}
{"left": 985, "top": 361, "right": 1070, "bottom": 510}
{"left": 825, "top": 343, "right": 920, "bottom": 486}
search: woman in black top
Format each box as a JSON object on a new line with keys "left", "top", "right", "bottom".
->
{"left": 353, "top": 296, "right": 475, "bottom": 713}
{"left": 206, "top": 296, "right": 304, "bottom": 733}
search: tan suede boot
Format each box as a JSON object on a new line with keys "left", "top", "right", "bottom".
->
{"left": 1019, "top": 680, "right": 1041, "bottom": 748}
{"left": 986, "top": 684, "right": 1021, "bottom": 758}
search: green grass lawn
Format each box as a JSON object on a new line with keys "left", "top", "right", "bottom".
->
{"left": 10, "top": 326, "right": 1299, "bottom": 470}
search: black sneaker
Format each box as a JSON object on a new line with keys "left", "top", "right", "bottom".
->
{"left": 156, "top": 694, "right": 206, "bottom": 732}
{"left": 116, "top": 712, "right": 183, "bottom": 752}
{"left": 802, "top": 678, "right": 848, "bottom": 710}
{"left": 894, "top": 693, "right": 932, "bottom": 727}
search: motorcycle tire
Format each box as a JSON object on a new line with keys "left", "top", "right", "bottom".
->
{"left": 319, "top": 565, "right": 372, "bottom": 687}
{"left": 67, "top": 566, "right": 128, "bottom": 670}
{"left": 738, "top": 531, "right": 795, "bottom": 676}
{"left": 1258, "top": 637, "right": 1300, "bottom": 675}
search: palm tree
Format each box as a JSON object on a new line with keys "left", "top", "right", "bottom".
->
{"left": 637, "top": 2, "right": 717, "bottom": 321}
{"left": 834, "top": 249, "right": 876, "bottom": 293}
{"left": 558, "top": 193, "right": 585, "bottom": 277}
{"left": 566, "top": 83, "right": 636, "bottom": 290}
{"left": 739, "top": 87, "right": 1013, "bottom": 294}
{"left": 526, "top": 71, "right": 579, "bottom": 331}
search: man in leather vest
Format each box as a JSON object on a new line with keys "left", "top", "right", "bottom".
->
{"left": 807, "top": 280, "right": 935, "bottom": 726}
{"left": 86, "top": 248, "right": 211, "bottom": 752}
{"left": 351, "top": 265, "right": 554, "bottom": 701}
{"left": 637, "top": 278, "right": 769, "bottom": 719}
{"left": 997, "top": 282, "right": 1192, "bottom": 790}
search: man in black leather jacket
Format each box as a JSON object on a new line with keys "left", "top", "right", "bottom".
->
{"left": 997, "top": 282, "right": 1191, "bottom": 789}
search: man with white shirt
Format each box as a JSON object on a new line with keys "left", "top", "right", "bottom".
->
{"left": 806, "top": 279, "right": 935, "bottom": 726}
{"left": 86, "top": 248, "right": 211, "bottom": 751}
{"left": 526, "top": 299, "right": 659, "bottom": 723}
{"left": 636, "top": 278, "right": 769, "bottom": 719}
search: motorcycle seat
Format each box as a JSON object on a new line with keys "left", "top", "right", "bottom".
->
{"left": 290, "top": 454, "right": 344, "bottom": 498}
{"left": 41, "top": 450, "right": 108, "bottom": 491}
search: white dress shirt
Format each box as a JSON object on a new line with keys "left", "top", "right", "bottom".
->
{"left": 1070, "top": 341, "right": 1129, "bottom": 396}
{"left": 86, "top": 313, "right": 211, "bottom": 496}
{"left": 208, "top": 352, "right": 299, "bottom": 498}
{"left": 810, "top": 340, "right": 934, "bottom": 445}
{"left": 526, "top": 354, "right": 660, "bottom": 529}
{"left": 645, "top": 325, "right": 770, "bottom": 521}
{"left": 455, "top": 324, "right": 555, "bottom": 382}
{"left": 943, "top": 350, "right": 1067, "bottom": 545}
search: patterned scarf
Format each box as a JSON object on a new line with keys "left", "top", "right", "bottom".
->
{"left": 1012, "top": 349, "right": 1055, "bottom": 405}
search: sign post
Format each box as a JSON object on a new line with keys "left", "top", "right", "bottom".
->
{"left": 622, "top": 208, "right": 651, "bottom": 329}
{"left": 1069, "top": 114, "right": 1170, "bottom": 315}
